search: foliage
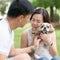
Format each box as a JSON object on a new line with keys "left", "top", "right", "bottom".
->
{"left": 0, "top": 1, "right": 7, "bottom": 15}
{"left": 29, "top": 0, "right": 60, "bottom": 22}
{"left": 29, "top": 0, "right": 60, "bottom": 9}
{"left": 0, "top": 4, "right": 7, "bottom": 15}
{"left": 54, "top": 13, "right": 60, "bottom": 22}
{"left": 0, "top": 0, "right": 12, "bottom": 15}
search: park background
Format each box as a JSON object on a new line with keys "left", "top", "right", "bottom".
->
{"left": 0, "top": 0, "right": 60, "bottom": 57}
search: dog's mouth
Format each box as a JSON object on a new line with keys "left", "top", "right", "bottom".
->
{"left": 37, "top": 28, "right": 50, "bottom": 34}
{"left": 39, "top": 29, "right": 53, "bottom": 34}
{"left": 40, "top": 30, "right": 48, "bottom": 34}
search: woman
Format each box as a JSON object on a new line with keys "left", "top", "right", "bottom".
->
{"left": 21, "top": 7, "right": 59, "bottom": 60}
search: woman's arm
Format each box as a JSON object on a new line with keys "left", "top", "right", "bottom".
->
{"left": 21, "top": 31, "right": 28, "bottom": 48}
{"left": 49, "top": 31, "right": 58, "bottom": 56}
{"left": 40, "top": 31, "right": 58, "bottom": 56}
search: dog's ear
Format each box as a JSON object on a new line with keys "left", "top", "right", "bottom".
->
{"left": 50, "top": 24, "right": 55, "bottom": 33}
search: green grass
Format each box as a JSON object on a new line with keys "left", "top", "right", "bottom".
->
{"left": 14, "top": 23, "right": 31, "bottom": 48}
{"left": 55, "top": 29, "right": 60, "bottom": 57}
{"left": 14, "top": 24, "right": 60, "bottom": 57}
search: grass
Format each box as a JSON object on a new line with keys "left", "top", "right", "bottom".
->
{"left": 14, "top": 23, "right": 31, "bottom": 48}
{"left": 14, "top": 24, "right": 60, "bottom": 57}
{"left": 55, "top": 29, "right": 60, "bottom": 57}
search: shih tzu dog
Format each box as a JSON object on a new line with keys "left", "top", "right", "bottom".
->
{"left": 37, "top": 23, "right": 54, "bottom": 34}
{"left": 31, "top": 23, "right": 54, "bottom": 60}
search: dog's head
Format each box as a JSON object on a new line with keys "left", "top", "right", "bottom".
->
{"left": 37, "top": 23, "right": 54, "bottom": 34}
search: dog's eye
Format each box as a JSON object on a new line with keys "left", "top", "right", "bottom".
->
{"left": 47, "top": 26, "right": 49, "bottom": 28}
{"left": 41, "top": 25, "right": 44, "bottom": 28}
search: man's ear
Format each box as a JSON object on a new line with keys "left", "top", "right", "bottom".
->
{"left": 17, "top": 15, "right": 24, "bottom": 21}
{"left": 50, "top": 24, "right": 55, "bottom": 32}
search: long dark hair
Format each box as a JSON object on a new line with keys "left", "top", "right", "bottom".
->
{"left": 30, "top": 7, "right": 50, "bottom": 23}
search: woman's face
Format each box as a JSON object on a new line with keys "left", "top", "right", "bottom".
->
{"left": 31, "top": 14, "right": 43, "bottom": 28}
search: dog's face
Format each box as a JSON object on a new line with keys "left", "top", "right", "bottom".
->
{"left": 37, "top": 23, "right": 54, "bottom": 34}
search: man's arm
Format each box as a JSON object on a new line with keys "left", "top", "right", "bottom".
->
{"left": 0, "top": 54, "right": 6, "bottom": 60}
{"left": 9, "top": 46, "right": 34, "bottom": 57}
{"left": 9, "top": 37, "right": 41, "bottom": 57}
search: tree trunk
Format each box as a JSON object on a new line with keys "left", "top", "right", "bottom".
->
{"left": 50, "top": 6, "right": 54, "bottom": 22}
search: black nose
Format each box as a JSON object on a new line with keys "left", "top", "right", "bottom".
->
{"left": 44, "top": 27, "right": 46, "bottom": 30}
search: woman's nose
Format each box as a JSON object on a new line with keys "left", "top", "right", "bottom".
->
{"left": 34, "top": 21, "right": 37, "bottom": 24}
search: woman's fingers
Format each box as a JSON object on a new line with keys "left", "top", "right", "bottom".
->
{"left": 40, "top": 33, "right": 52, "bottom": 44}
{"left": 34, "top": 36, "right": 41, "bottom": 49}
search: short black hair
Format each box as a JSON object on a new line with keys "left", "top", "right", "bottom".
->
{"left": 30, "top": 7, "right": 50, "bottom": 23}
{"left": 7, "top": 0, "right": 34, "bottom": 18}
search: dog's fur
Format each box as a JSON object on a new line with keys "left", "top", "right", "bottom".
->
{"left": 31, "top": 23, "right": 54, "bottom": 60}
{"left": 37, "top": 23, "right": 54, "bottom": 34}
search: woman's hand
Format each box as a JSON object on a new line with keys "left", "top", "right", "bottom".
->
{"left": 33, "top": 36, "right": 41, "bottom": 49}
{"left": 40, "top": 33, "right": 52, "bottom": 45}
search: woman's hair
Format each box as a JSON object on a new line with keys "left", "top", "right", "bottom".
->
{"left": 7, "top": 0, "right": 34, "bottom": 18}
{"left": 30, "top": 7, "right": 50, "bottom": 23}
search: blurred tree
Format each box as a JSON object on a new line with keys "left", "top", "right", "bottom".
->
{"left": 0, "top": 0, "right": 12, "bottom": 15}
{"left": 0, "top": 1, "right": 7, "bottom": 15}
{"left": 29, "top": 0, "right": 60, "bottom": 22}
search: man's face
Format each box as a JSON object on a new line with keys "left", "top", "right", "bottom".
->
{"left": 18, "top": 14, "right": 31, "bottom": 27}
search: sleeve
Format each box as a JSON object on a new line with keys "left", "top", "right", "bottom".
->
{"left": 0, "top": 28, "right": 13, "bottom": 56}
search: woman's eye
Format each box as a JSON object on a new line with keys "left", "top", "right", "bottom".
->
{"left": 37, "top": 20, "right": 41, "bottom": 23}
{"left": 31, "top": 18, "right": 35, "bottom": 21}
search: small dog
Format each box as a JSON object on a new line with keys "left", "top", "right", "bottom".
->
{"left": 31, "top": 23, "right": 54, "bottom": 60}
{"left": 37, "top": 23, "right": 54, "bottom": 34}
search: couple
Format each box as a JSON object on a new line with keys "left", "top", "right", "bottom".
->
{"left": 0, "top": 0, "right": 60, "bottom": 60}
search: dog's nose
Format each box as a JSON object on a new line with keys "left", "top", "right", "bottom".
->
{"left": 44, "top": 27, "right": 46, "bottom": 30}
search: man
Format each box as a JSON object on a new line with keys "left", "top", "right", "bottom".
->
{"left": 0, "top": 0, "right": 40, "bottom": 60}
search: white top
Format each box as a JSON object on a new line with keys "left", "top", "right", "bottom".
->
{"left": 0, "top": 18, "right": 14, "bottom": 56}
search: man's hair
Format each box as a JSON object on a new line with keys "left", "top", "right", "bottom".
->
{"left": 7, "top": 0, "right": 34, "bottom": 18}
